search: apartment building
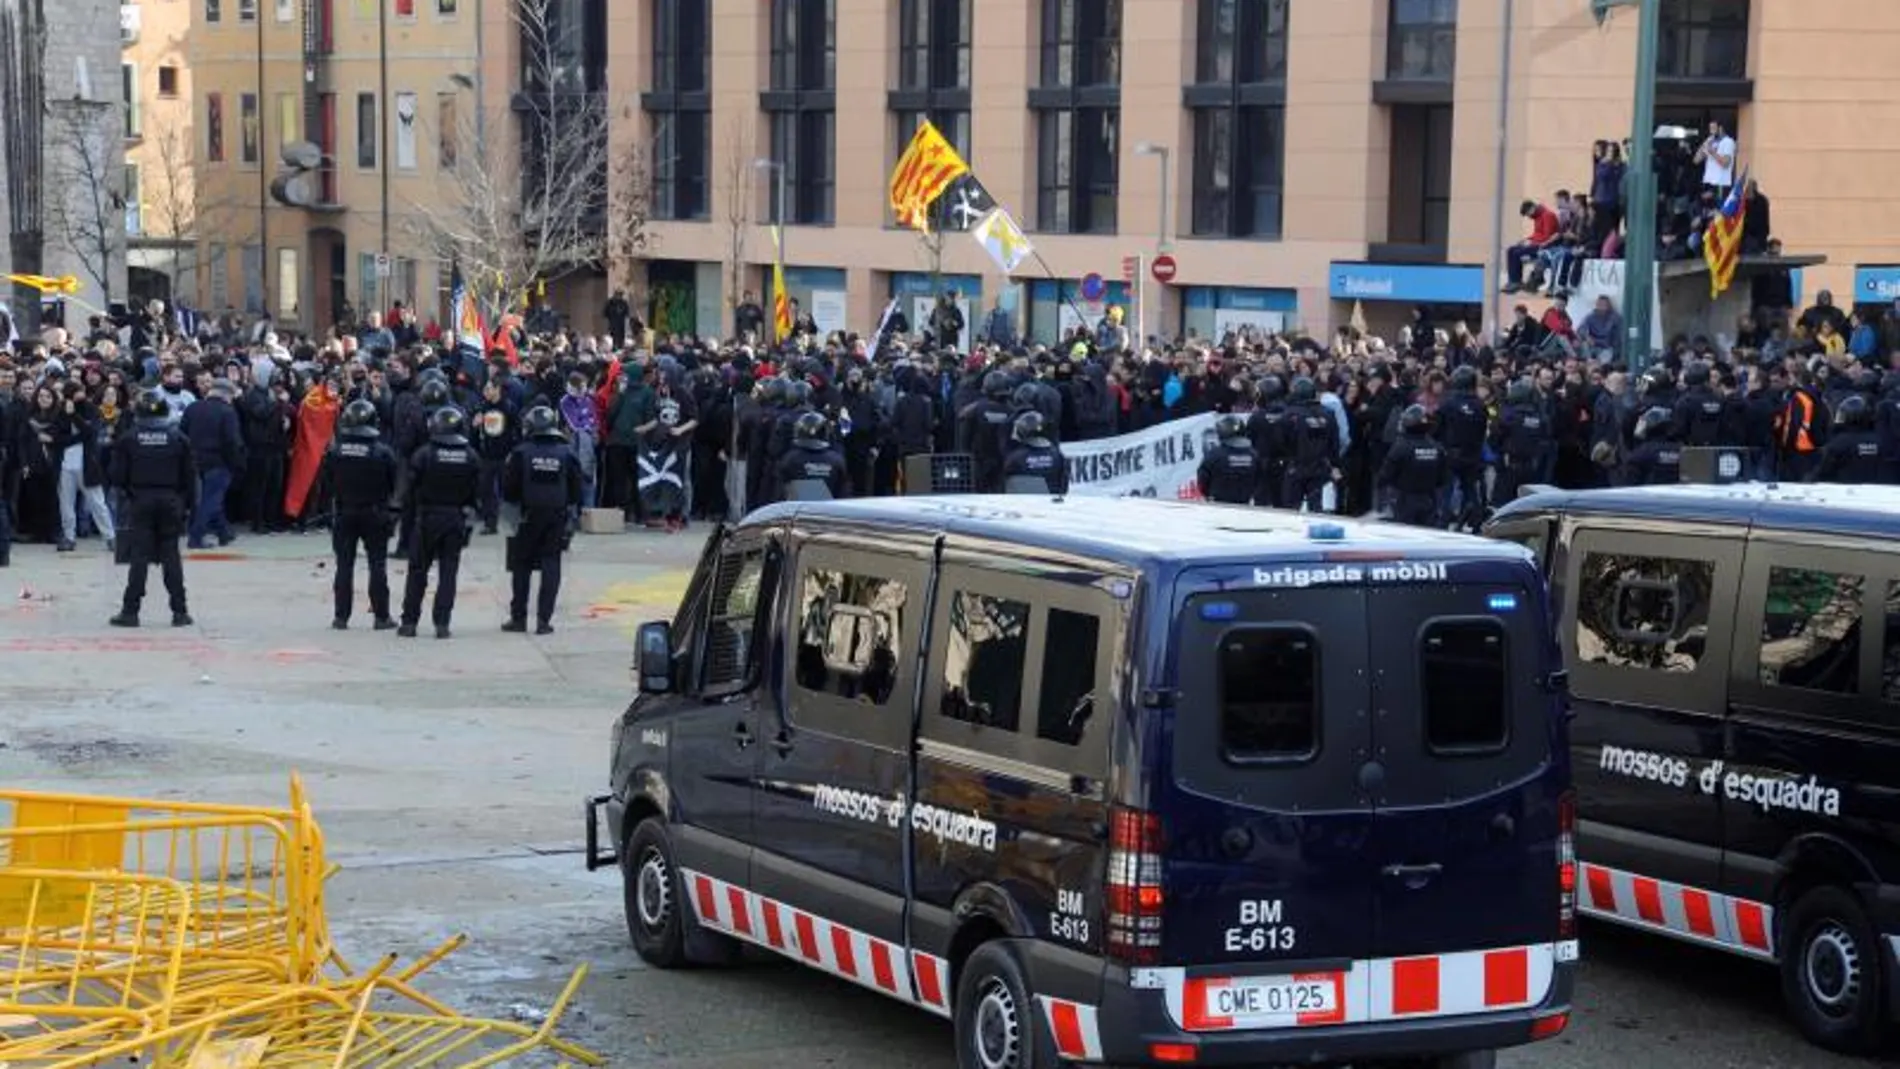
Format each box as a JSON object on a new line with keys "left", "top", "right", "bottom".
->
{"left": 124, "top": 0, "right": 198, "bottom": 307}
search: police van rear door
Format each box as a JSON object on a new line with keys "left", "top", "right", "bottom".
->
{"left": 1165, "top": 569, "right": 1378, "bottom": 1028}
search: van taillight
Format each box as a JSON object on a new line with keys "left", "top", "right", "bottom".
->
{"left": 1106, "top": 806, "right": 1165, "bottom": 964}
{"left": 1557, "top": 790, "right": 1577, "bottom": 940}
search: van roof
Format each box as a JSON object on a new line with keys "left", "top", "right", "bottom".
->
{"left": 1495, "top": 482, "right": 1900, "bottom": 540}
{"left": 746, "top": 496, "right": 1526, "bottom": 571}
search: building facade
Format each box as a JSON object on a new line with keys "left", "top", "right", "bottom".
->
{"left": 124, "top": 0, "right": 199, "bottom": 308}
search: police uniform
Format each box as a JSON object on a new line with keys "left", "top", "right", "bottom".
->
{"left": 1491, "top": 392, "right": 1553, "bottom": 506}
{"left": 1380, "top": 421, "right": 1449, "bottom": 527}
{"left": 1284, "top": 381, "right": 1338, "bottom": 513}
{"left": 958, "top": 373, "right": 1017, "bottom": 493}
{"left": 502, "top": 414, "right": 584, "bottom": 634}
{"left": 326, "top": 403, "right": 400, "bottom": 629}
{"left": 1436, "top": 373, "right": 1490, "bottom": 531}
{"left": 1245, "top": 380, "right": 1291, "bottom": 508}
{"left": 775, "top": 414, "right": 848, "bottom": 500}
{"left": 400, "top": 410, "right": 482, "bottom": 638}
{"left": 109, "top": 396, "right": 198, "bottom": 627}
{"left": 1623, "top": 409, "right": 1683, "bottom": 487}
{"left": 1818, "top": 397, "right": 1882, "bottom": 484}
{"left": 1197, "top": 419, "right": 1260, "bottom": 505}
{"left": 1001, "top": 412, "right": 1068, "bottom": 494}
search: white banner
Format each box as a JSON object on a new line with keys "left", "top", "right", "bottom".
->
{"left": 1064, "top": 413, "right": 1219, "bottom": 500}
{"left": 1563, "top": 258, "right": 1663, "bottom": 354}
{"left": 810, "top": 289, "right": 848, "bottom": 338}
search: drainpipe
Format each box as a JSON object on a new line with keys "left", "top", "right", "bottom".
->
{"left": 1484, "top": 0, "right": 1515, "bottom": 340}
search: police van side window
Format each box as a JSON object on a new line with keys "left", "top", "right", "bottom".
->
{"left": 1881, "top": 581, "right": 1900, "bottom": 704}
{"left": 1036, "top": 608, "right": 1100, "bottom": 747}
{"left": 1576, "top": 552, "right": 1715, "bottom": 673}
{"left": 794, "top": 568, "right": 906, "bottom": 705}
{"left": 1422, "top": 619, "right": 1510, "bottom": 752}
{"left": 1760, "top": 567, "right": 1863, "bottom": 695}
{"left": 702, "top": 551, "right": 766, "bottom": 691}
{"left": 941, "top": 592, "right": 1030, "bottom": 731}
{"left": 1219, "top": 628, "right": 1319, "bottom": 762}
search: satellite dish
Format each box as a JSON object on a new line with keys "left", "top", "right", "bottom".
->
{"left": 270, "top": 172, "right": 316, "bottom": 208}
{"left": 281, "top": 139, "right": 323, "bottom": 170}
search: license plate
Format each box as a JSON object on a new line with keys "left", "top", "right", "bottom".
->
{"left": 1206, "top": 976, "right": 1338, "bottom": 1019}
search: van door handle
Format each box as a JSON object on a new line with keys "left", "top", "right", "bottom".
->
{"left": 1382, "top": 862, "right": 1444, "bottom": 880}
{"left": 731, "top": 723, "right": 754, "bottom": 750}
{"left": 770, "top": 730, "right": 795, "bottom": 758}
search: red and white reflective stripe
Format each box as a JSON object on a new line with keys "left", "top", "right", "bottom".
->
{"left": 1158, "top": 942, "right": 1568, "bottom": 1032}
{"left": 1038, "top": 996, "right": 1105, "bottom": 1062}
{"left": 681, "top": 869, "right": 951, "bottom": 1016}
{"left": 1579, "top": 862, "right": 1774, "bottom": 960}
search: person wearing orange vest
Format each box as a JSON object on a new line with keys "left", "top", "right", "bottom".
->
{"left": 1774, "top": 367, "right": 1828, "bottom": 482}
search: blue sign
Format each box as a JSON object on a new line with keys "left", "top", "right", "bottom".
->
{"left": 1328, "top": 262, "right": 1485, "bottom": 304}
{"left": 1079, "top": 273, "right": 1106, "bottom": 301}
{"left": 1183, "top": 287, "right": 1299, "bottom": 312}
{"left": 1855, "top": 265, "right": 1900, "bottom": 304}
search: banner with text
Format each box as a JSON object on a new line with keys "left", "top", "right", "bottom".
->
{"left": 1065, "top": 413, "right": 1219, "bottom": 500}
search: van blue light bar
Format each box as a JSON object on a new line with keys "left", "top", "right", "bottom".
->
{"left": 1488, "top": 593, "right": 1519, "bottom": 612}
{"left": 1200, "top": 601, "right": 1239, "bottom": 621}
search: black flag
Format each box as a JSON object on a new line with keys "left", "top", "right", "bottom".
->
{"left": 937, "top": 174, "right": 994, "bottom": 233}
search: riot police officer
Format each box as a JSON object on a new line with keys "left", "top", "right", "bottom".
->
{"left": 326, "top": 399, "right": 400, "bottom": 631}
{"left": 400, "top": 406, "right": 481, "bottom": 639}
{"left": 109, "top": 391, "right": 197, "bottom": 628}
{"left": 1875, "top": 372, "right": 1900, "bottom": 484}
{"left": 1672, "top": 361, "right": 1731, "bottom": 447}
{"left": 1284, "top": 377, "right": 1339, "bottom": 512}
{"left": 1002, "top": 411, "right": 1068, "bottom": 494}
{"left": 1379, "top": 404, "right": 1449, "bottom": 527}
{"left": 1197, "top": 414, "right": 1260, "bottom": 505}
{"left": 1817, "top": 395, "right": 1882, "bottom": 484}
{"left": 775, "top": 412, "right": 848, "bottom": 500}
{"left": 958, "top": 371, "right": 1017, "bottom": 493}
{"left": 1624, "top": 407, "right": 1683, "bottom": 486}
{"left": 762, "top": 378, "right": 815, "bottom": 505}
{"left": 1436, "top": 366, "right": 1490, "bottom": 530}
{"left": 396, "top": 374, "right": 456, "bottom": 559}
{"left": 1246, "top": 376, "right": 1291, "bottom": 507}
{"left": 501, "top": 405, "right": 583, "bottom": 635}
{"left": 1491, "top": 378, "right": 1553, "bottom": 506}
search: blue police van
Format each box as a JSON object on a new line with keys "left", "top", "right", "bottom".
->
{"left": 1489, "top": 483, "right": 1900, "bottom": 1054}
{"left": 586, "top": 496, "right": 1577, "bottom": 1068}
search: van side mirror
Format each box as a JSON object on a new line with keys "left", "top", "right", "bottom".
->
{"left": 637, "top": 621, "right": 673, "bottom": 694}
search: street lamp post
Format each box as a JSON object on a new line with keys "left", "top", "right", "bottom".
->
{"left": 754, "top": 157, "right": 786, "bottom": 260}
{"left": 1134, "top": 141, "right": 1171, "bottom": 347}
{"left": 1599, "top": 0, "right": 1661, "bottom": 369}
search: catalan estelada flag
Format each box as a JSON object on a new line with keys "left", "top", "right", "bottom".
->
{"left": 771, "top": 226, "right": 792, "bottom": 344}
{"left": 1704, "top": 168, "right": 1749, "bottom": 299}
{"left": 889, "top": 119, "right": 971, "bottom": 232}
{"left": 450, "top": 262, "right": 486, "bottom": 362}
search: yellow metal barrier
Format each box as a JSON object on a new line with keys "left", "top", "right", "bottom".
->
{"left": 0, "top": 777, "right": 603, "bottom": 1068}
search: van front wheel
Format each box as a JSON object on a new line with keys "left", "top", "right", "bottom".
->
{"left": 620, "top": 818, "right": 739, "bottom": 968}
{"left": 954, "top": 943, "right": 1057, "bottom": 1069}
{"left": 1780, "top": 884, "right": 1888, "bottom": 1054}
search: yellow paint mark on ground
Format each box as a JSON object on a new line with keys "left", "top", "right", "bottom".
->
{"left": 586, "top": 572, "right": 693, "bottom": 631}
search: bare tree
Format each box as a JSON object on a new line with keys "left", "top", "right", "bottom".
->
{"left": 140, "top": 114, "right": 202, "bottom": 296}
{"left": 719, "top": 115, "right": 753, "bottom": 324}
{"left": 606, "top": 114, "right": 655, "bottom": 295}
{"left": 404, "top": 0, "right": 607, "bottom": 321}
{"left": 44, "top": 99, "right": 121, "bottom": 303}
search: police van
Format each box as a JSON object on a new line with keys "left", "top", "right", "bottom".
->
{"left": 1488, "top": 483, "right": 1900, "bottom": 1054}
{"left": 586, "top": 497, "right": 1577, "bottom": 1068}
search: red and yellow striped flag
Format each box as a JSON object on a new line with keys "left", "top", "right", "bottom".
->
{"left": 1703, "top": 168, "right": 1749, "bottom": 299}
{"left": 889, "top": 119, "right": 971, "bottom": 232}
{"left": 771, "top": 226, "right": 792, "bottom": 344}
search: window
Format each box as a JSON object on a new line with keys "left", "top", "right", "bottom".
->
{"left": 648, "top": 0, "right": 710, "bottom": 221}
{"left": 239, "top": 93, "right": 260, "bottom": 164}
{"left": 1188, "top": 0, "right": 1286, "bottom": 239}
{"left": 761, "top": 0, "right": 835, "bottom": 224}
{"left": 1575, "top": 553, "right": 1717, "bottom": 672}
{"left": 394, "top": 91, "right": 417, "bottom": 169}
{"left": 1659, "top": 0, "right": 1748, "bottom": 80}
{"left": 206, "top": 0, "right": 221, "bottom": 22}
{"left": 1032, "top": 0, "right": 1119, "bottom": 234}
{"left": 1218, "top": 628, "right": 1317, "bottom": 761}
{"left": 355, "top": 93, "right": 376, "bottom": 167}
{"left": 395, "top": 0, "right": 415, "bottom": 16}
{"left": 1761, "top": 568, "right": 1863, "bottom": 694}
{"left": 438, "top": 0, "right": 457, "bottom": 12}
{"left": 207, "top": 92, "right": 225, "bottom": 162}
{"left": 436, "top": 92, "right": 457, "bottom": 170}
{"left": 703, "top": 551, "right": 767, "bottom": 690}
{"left": 276, "top": 247, "right": 299, "bottom": 319}
{"left": 275, "top": 0, "right": 293, "bottom": 21}
{"left": 238, "top": 0, "right": 256, "bottom": 21}
{"left": 528, "top": 0, "right": 606, "bottom": 95}
{"left": 122, "top": 63, "right": 140, "bottom": 138}
{"left": 1422, "top": 620, "right": 1509, "bottom": 751}
{"left": 1883, "top": 581, "right": 1900, "bottom": 704}
{"left": 1386, "top": 103, "right": 1453, "bottom": 249}
{"left": 124, "top": 163, "right": 142, "bottom": 236}
{"left": 940, "top": 592, "right": 1029, "bottom": 731}
{"left": 1388, "top": 0, "right": 1457, "bottom": 80}
{"left": 157, "top": 66, "right": 179, "bottom": 98}
{"left": 1036, "top": 609, "right": 1099, "bottom": 746}
{"left": 208, "top": 244, "right": 229, "bottom": 309}
{"left": 890, "top": 0, "right": 971, "bottom": 226}
{"left": 794, "top": 569, "right": 907, "bottom": 705}
{"left": 277, "top": 92, "right": 299, "bottom": 148}
{"left": 358, "top": 252, "right": 379, "bottom": 315}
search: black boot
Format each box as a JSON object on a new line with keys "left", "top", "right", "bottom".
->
{"left": 397, "top": 623, "right": 417, "bottom": 638}
{"left": 501, "top": 618, "right": 528, "bottom": 633}
{"left": 109, "top": 612, "right": 138, "bottom": 628}
{"left": 172, "top": 611, "right": 194, "bottom": 627}
{"left": 331, "top": 618, "right": 349, "bottom": 631}
{"left": 434, "top": 625, "right": 452, "bottom": 640}
{"left": 373, "top": 617, "right": 397, "bottom": 631}
{"left": 535, "top": 621, "right": 555, "bottom": 636}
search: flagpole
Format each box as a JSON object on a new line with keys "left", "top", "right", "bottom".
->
{"left": 1023, "top": 246, "right": 1096, "bottom": 346}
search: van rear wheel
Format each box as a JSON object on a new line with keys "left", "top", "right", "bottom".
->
{"left": 954, "top": 943, "right": 1057, "bottom": 1069}
{"left": 1780, "top": 884, "right": 1888, "bottom": 1054}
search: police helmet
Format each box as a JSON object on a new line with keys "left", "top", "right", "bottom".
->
{"left": 1256, "top": 375, "right": 1285, "bottom": 402}
{"left": 1883, "top": 371, "right": 1900, "bottom": 397}
{"left": 1507, "top": 378, "right": 1535, "bottom": 405}
{"left": 427, "top": 405, "right": 469, "bottom": 444}
{"left": 135, "top": 389, "right": 170, "bottom": 421}
{"left": 1641, "top": 366, "right": 1673, "bottom": 395}
{"left": 1289, "top": 376, "right": 1318, "bottom": 403}
{"left": 1855, "top": 368, "right": 1883, "bottom": 395}
{"left": 788, "top": 380, "right": 812, "bottom": 408}
{"left": 419, "top": 379, "right": 452, "bottom": 407}
{"left": 1399, "top": 404, "right": 1431, "bottom": 434}
{"left": 792, "top": 411, "right": 831, "bottom": 448}
{"left": 1012, "top": 411, "right": 1052, "bottom": 449}
{"left": 1635, "top": 406, "right": 1673, "bottom": 442}
{"left": 983, "top": 370, "right": 1013, "bottom": 401}
{"left": 1012, "top": 382, "right": 1041, "bottom": 411}
{"left": 523, "top": 405, "right": 563, "bottom": 439}
{"left": 1449, "top": 366, "right": 1478, "bottom": 392}
{"left": 1214, "top": 414, "right": 1249, "bottom": 448}
{"left": 338, "top": 398, "right": 380, "bottom": 437}
{"left": 1683, "top": 361, "right": 1712, "bottom": 388}
{"left": 1835, "top": 394, "right": 1873, "bottom": 429}
{"left": 759, "top": 376, "right": 789, "bottom": 406}
{"left": 418, "top": 366, "right": 449, "bottom": 385}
